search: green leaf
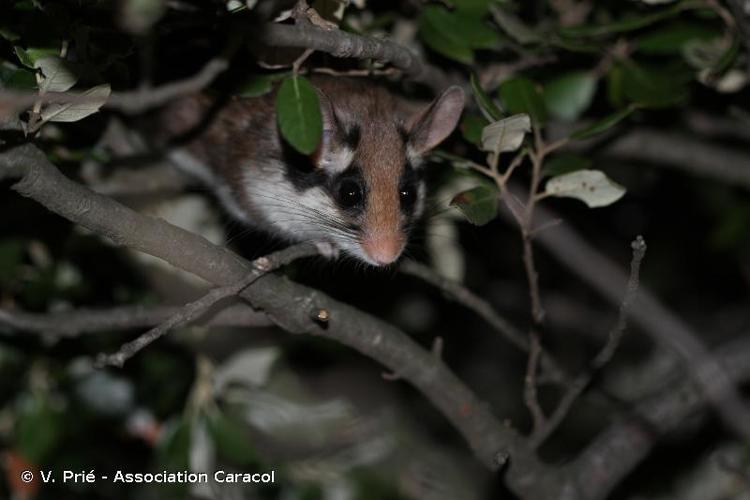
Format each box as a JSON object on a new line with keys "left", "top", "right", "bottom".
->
{"left": 544, "top": 169, "right": 626, "bottom": 208}
{"left": 490, "top": 7, "right": 540, "bottom": 44}
{"left": 237, "top": 72, "right": 289, "bottom": 98}
{"left": 620, "top": 60, "right": 689, "bottom": 107}
{"left": 543, "top": 71, "right": 597, "bottom": 121}
{"left": 419, "top": 6, "right": 500, "bottom": 63}
{"left": 157, "top": 417, "right": 192, "bottom": 471}
{"left": 480, "top": 113, "right": 530, "bottom": 154}
{"left": 207, "top": 412, "right": 259, "bottom": 467}
{"left": 499, "top": 76, "right": 547, "bottom": 125}
{"left": 450, "top": 185, "right": 499, "bottom": 225}
{"left": 542, "top": 153, "right": 592, "bottom": 178}
{"left": 40, "top": 84, "right": 111, "bottom": 123}
{"left": 460, "top": 114, "right": 489, "bottom": 145}
{"left": 637, "top": 22, "right": 719, "bottom": 54}
{"left": 0, "top": 65, "right": 36, "bottom": 90}
{"left": 35, "top": 56, "right": 78, "bottom": 93}
{"left": 571, "top": 107, "right": 635, "bottom": 140}
{"left": 0, "top": 239, "right": 25, "bottom": 285}
{"left": 15, "top": 395, "right": 63, "bottom": 463}
{"left": 606, "top": 64, "right": 626, "bottom": 108}
{"left": 470, "top": 72, "right": 502, "bottom": 121}
{"left": 559, "top": 4, "right": 686, "bottom": 38}
{"left": 275, "top": 76, "right": 323, "bottom": 155}
{"left": 14, "top": 46, "right": 58, "bottom": 68}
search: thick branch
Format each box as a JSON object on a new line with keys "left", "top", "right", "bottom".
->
{"left": 0, "top": 142, "right": 539, "bottom": 477}
{"left": 258, "top": 22, "right": 453, "bottom": 90}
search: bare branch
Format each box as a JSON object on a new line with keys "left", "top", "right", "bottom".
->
{"left": 399, "top": 260, "right": 570, "bottom": 384}
{"left": 0, "top": 303, "right": 272, "bottom": 338}
{"left": 95, "top": 243, "right": 318, "bottom": 367}
{"left": 258, "top": 21, "right": 455, "bottom": 91}
{"left": 509, "top": 183, "right": 750, "bottom": 440}
{"left": 530, "top": 236, "right": 647, "bottom": 449}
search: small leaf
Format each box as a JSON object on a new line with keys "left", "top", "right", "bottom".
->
{"left": 543, "top": 71, "right": 597, "bottom": 121}
{"left": 480, "top": 113, "right": 530, "bottom": 154}
{"left": 490, "top": 7, "right": 540, "bottom": 44}
{"left": 571, "top": 107, "right": 634, "bottom": 140}
{"left": 207, "top": 412, "right": 259, "bottom": 467}
{"left": 418, "top": 6, "right": 500, "bottom": 64}
{"left": 470, "top": 72, "right": 502, "bottom": 121}
{"left": 450, "top": 185, "right": 499, "bottom": 225}
{"left": 544, "top": 169, "right": 625, "bottom": 208}
{"left": 559, "top": 4, "right": 685, "bottom": 38}
{"left": 0, "top": 66, "right": 36, "bottom": 90}
{"left": 14, "top": 47, "right": 58, "bottom": 68}
{"left": 238, "top": 72, "right": 289, "bottom": 97}
{"left": 542, "top": 153, "right": 592, "bottom": 178}
{"left": 41, "top": 84, "right": 110, "bottom": 123}
{"left": 35, "top": 56, "right": 78, "bottom": 93}
{"left": 637, "top": 22, "right": 719, "bottom": 54}
{"left": 275, "top": 75, "right": 323, "bottom": 155}
{"left": 460, "top": 114, "right": 489, "bottom": 145}
{"left": 499, "top": 76, "right": 546, "bottom": 125}
{"left": 620, "top": 60, "right": 690, "bottom": 107}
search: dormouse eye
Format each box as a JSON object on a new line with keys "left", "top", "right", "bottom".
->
{"left": 400, "top": 185, "right": 417, "bottom": 210}
{"left": 337, "top": 179, "right": 364, "bottom": 208}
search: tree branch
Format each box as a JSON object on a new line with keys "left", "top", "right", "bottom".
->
{"left": 258, "top": 21, "right": 454, "bottom": 91}
{"left": 0, "top": 142, "right": 539, "bottom": 476}
{"left": 96, "top": 243, "right": 318, "bottom": 367}
{"left": 0, "top": 303, "right": 272, "bottom": 338}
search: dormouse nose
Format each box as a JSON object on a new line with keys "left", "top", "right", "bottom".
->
{"left": 361, "top": 233, "right": 404, "bottom": 266}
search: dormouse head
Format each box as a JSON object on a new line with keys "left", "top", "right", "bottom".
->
{"left": 306, "top": 79, "right": 465, "bottom": 266}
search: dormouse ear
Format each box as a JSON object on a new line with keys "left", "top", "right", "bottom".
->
{"left": 407, "top": 86, "right": 465, "bottom": 155}
{"left": 311, "top": 88, "right": 354, "bottom": 174}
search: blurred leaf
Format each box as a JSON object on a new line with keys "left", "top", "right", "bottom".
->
{"left": 14, "top": 47, "right": 57, "bottom": 68}
{"left": 637, "top": 22, "right": 719, "bottom": 54}
{"left": 120, "top": 0, "right": 166, "bottom": 34}
{"left": 419, "top": 6, "right": 500, "bottom": 64}
{"left": 157, "top": 417, "right": 192, "bottom": 471}
{"left": 480, "top": 113, "right": 530, "bottom": 154}
{"left": 450, "top": 185, "right": 499, "bottom": 225}
{"left": 208, "top": 412, "right": 259, "bottom": 467}
{"left": 275, "top": 76, "right": 323, "bottom": 155}
{"left": 15, "top": 394, "right": 63, "bottom": 463}
{"left": 571, "top": 107, "right": 634, "bottom": 140}
{"left": 312, "top": 0, "right": 347, "bottom": 22}
{"left": 491, "top": 7, "right": 540, "bottom": 44}
{"left": 453, "top": 0, "right": 492, "bottom": 14}
{"left": 213, "top": 347, "right": 280, "bottom": 393}
{"left": 560, "top": 4, "right": 686, "bottom": 38}
{"left": 470, "top": 73, "right": 502, "bottom": 121}
{"left": 606, "top": 64, "right": 626, "bottom": 107}
{"left": 0, "top": 239, "right": 25, "bottom": 285}
{"left": 40, "top": 84, "right": 110, "bottom": 123}
{"left": 238, "top": 72, "right": 289, "bottom": 97}
{"left": 499, "top": 76, "right": 547, "bottom": 125}
{"left": 0, "top": 65, "right": 37, "bottom": 89}
{"left": 544, "top": 169, "right": 626, "bottom": 207}
{"left": 0, "top": 28, "right": 20, "bottom": 41}
{"left": 542, "top": 153, "right": 592, "bottom": 178}
{"left": 621, "top": 60, "right": 689, "bottom": 107}
{"left": 543, "top": 71, "right": 597, "bottom": 121}
{"left": 35, "top": 56, "right": 77, "bottom": 93}
{"left": 460, "top": 114, "right": 489, "bottom": 145}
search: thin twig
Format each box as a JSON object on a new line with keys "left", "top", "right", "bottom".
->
{"left": 0, "top": 303, "right": 272, "bottom": 338}
{"left": 95, "top": 243, "right": 318, "bottom": 367}
{"left": 524, "top": 331, "right": 546, "bottom": 432}
{"left": 530, "top": 236, "right": 647, "bottom": 448}
{"left": 400, "top": 260, "right": 571, "bottom": 384}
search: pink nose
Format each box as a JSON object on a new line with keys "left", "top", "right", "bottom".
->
{"left": 361, "top": 234, "right": 403, "bottom": 265}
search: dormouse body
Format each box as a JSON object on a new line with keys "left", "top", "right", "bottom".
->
{"left": 160, "top": 76, "right": 464, "bottom": 266}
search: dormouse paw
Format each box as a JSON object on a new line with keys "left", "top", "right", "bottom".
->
{"left": 314, "top": 241, "right": 340, "bottom": 260}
